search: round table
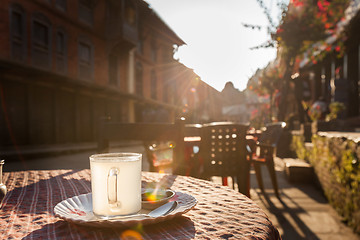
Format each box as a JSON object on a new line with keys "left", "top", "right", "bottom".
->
{"left": 0, "top": 170, "right": 280, "bottom": 239}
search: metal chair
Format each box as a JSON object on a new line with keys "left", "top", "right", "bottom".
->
{"left": 248, "top": 122, "right": 286, "bottom": 198}
{"left": 97, "top": 118, "right": 186, "bottom": 175}
{"left": 183, "top": 124, "right": 202, "bottom": 177}
{"left": 199, "top": 122, "right": 250, "bottom": 196}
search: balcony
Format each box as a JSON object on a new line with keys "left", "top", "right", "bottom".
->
{"left": 106, "top": 0, "right": 138, "bottom": 53}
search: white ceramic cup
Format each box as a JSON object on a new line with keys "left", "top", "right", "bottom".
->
{"left": 90, "top": 153, "right": 142, "bottom": 218}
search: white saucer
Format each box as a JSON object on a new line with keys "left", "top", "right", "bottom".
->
{"left": 54, "top": 191, "right": 197, "bottom": 228}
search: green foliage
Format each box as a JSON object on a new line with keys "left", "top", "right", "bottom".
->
{"left": 258, "top": 67, "right": 283, "bottom": 95}
{"left": 309, "top": 135, "right": 360, "bottom": 233}
{"left": 291, "top": 134, "right": 360, "bottom": 233}
{"left": 291, "top": 134, "right": 309, "bottom": 161}
{"left": 249, "top": 103, "right": 272, "bottom": 129}
{"left": 307, "top": 102, "right": 322, "bottom": 121}
{"left": 326, "top": 101, "right": 346, "bottom": 121}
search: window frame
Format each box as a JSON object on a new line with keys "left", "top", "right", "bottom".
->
{"left": 151, "top": 70, "right": 157, "bottom": 100}
{"left": 78, "top": 0, "right": 94, "bottom": 26}
{"left": 135, "top": 62, "right": 143, "bottom": 96}
{"left": 78, "top": 37, "right": 94, "bottom": 80}
{"left": 55, "top": 0, "right": 67, "bottom": 12}
{"left": 150, "top": 38, "right": 157, "bottom": 62}
{"left": 163, "top": 81, "right": 169, "bottom": 102}
{"left": 137, "top": 38, "right": 144, "bottom": 55}
{"left": 124, "top": 0, "right": 136, "bottom": 27}
{"left": 162, "top": 45, "right": 173, "bottom": 63}
{"left": 56, "top": 28, "right": 67, "bottom": 73}
{"left": 9, "top": 3, "right": 27, "bottom": 62}
{"left": 108, "top": 54, "right": 119, "bottom": 86}
{"left": 31, "top": 12, "right": 52, "bottom": 69}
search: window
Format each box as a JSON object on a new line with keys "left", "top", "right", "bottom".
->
{"left": 56, "top": 0, "right": 67, "bottom": 11}
{"left": 34, "top": 22, "right": 49, "bottom": 46}
{"left": 170, "top": 80, "right": 176, "bottom": 104}
{"left": 32, "top": 13, "right": 51, "bottom": 69}
{"left": 56, "top": 30, "right": 67, "bottom": 73}
{"left": 162, "top": 46, "right": 172, "bottom": 63}
{"left": 79, "top": 0, "right": 94, "bottom": 25}
{"left": 135, "top": 62, "right": 143, "bottom": 96}
{"left": 150, "top": 38, "right": 157, "bottom": 62}
{"left": 163, "top": 81, "right": 169, "bottom": 102}
{"left": 78, "top": 38, "right": 93, "bottom": 80}
{"left": 137, "top": 38, "right": 143, "bottom": 55}
{"left": 10, "top": 4, "right": 26, "bottom": 62}
{"left": 124, "top": 1, "right": 136, "bottom": 26}
{"left": 151, "top": 70, "right": 157, "bottom": 99}
{"left": 109, "top": 54, "right": 118, "bottom": 85}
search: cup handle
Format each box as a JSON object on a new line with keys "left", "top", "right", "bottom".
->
{"left": 107, "top": 167, "right": 121, "bottom": 208}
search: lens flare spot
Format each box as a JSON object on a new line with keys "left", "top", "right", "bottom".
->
{"left": 143, "top": 187, "right": 166, "bottom": 203}
{"left": 120, "top": 230, "right": 143, "bottom": 240}
{"left": 146, "top": 193, "right": 157, "bottom": 202}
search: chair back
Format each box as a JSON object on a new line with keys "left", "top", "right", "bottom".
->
{"left": 199, "top": 122, "right": 249, "bottom": 177}
{"left": 250, "top": 122, "right": 286, "bottom": 198}
{"left": 97, "top": 118, "right": 186, "bottom": 175}
{"left": 184, "top": 124, "right": 202, "bottom": 139}
{"left": 258, "top": 122, "right": 286, "bottom": 147}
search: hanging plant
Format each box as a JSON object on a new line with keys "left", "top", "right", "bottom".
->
{"left": 274, "top": 0, "right": 350, "bottom": 63}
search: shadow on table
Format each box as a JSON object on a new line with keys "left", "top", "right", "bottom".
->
{"left": 23, "top": 216, "right": 196, "bottom": 239}
{"left": 3, "top": 169, "right": 91, "bottom": 215}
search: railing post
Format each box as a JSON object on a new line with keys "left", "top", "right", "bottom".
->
{"left": 97, "top": 116, "right": 111, "bottom": 153}
{"left": 172, "top": 117, "right": 186, "bottom": 175}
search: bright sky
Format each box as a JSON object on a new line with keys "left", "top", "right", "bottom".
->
{"left": 145, "top": 0, "right": 284, "bottom": 92}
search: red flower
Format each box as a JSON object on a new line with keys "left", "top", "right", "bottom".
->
{"left": 323, "top": 0, "right": 330, "bottom": 7}
{"left": 317, "top": 1, "right": 325, "bottom": 12}
{"left": 322, "top": 15, "right": 328, "bottom": 23}
{"left": 317, "top": 0, "right": 330, "bottom": 12}
{"left": 292, "top": 0, "right": 304, "bottom": 7}
{"left": 251, "top": 109, "right": 259, "bottom": 118}
{"left": 335, "top": 46, "right": 341, "bottom": 52}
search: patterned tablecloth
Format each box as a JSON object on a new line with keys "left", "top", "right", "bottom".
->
{"left": 0, "top": 170, "right": 281, "bottom": 239}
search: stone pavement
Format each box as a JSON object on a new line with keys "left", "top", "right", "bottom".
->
{"left": 247, "top": 158, "right": 360, "bottom": 240}
{"left": 2, "top": 144, "right": 359, "bottom": 240}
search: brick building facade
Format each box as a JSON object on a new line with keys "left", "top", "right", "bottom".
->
{"left": 0, "top": 0, "right": 222, "bottom": 151}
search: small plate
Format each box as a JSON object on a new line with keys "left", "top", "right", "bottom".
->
{"left": 54, "top": 191, "right": 197, "bottom": 228}
{"left": 142, "top": 189, "right": 175, "bottom": 210}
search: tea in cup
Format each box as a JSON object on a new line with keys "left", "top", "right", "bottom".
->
{"left": 90, "top": 153, "right": 142, "bottom": 218}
